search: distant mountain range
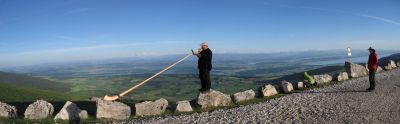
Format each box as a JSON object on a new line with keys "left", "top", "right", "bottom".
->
{"left": 1, "top": 49, "right": 398, "bottom": 78}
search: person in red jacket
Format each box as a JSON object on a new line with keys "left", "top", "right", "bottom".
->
{"left": 367, "top": 47, "right": 378, "bottom": 92}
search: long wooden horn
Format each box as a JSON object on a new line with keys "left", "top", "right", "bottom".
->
{"left": 103, "top": 53, "right": 193, "bottom": 101}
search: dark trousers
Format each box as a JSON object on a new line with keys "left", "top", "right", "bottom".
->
{"left": 199, "top": 69, "right": 211, "bottom": 91}
{"left": 369, "top": 70, "right": 375, "bottom": 89}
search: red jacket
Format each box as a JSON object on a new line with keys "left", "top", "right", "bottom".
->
{"left": 368, "top": 52, "right": 378, "bottom": 72}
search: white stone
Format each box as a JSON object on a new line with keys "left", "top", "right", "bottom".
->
{"left": 260, "top": 84, "right": 278, "bottom": 97}
{"left": 295, "top": 82, "right": 304, "bottom": 89}
{"left": 281, "top": 81, "right": 294, "bottom": 93}
{"left": 0, "top": 101, "right": 17, "bottom": 118}
{"left": 24, "top": 100, "right": 54, "bottom": 120}
{"left": 196, "top": 89, "right": 232, "bottom": 109}
{"left": 54, "top": 101, "right": 87, "bottom": 121}
{"left": 336, "top": 72, "right": 349, "bottom": 81}
{"left": 79, "top": 110, "right": 88, "bottom": 119}
{"left": 96, "top": 99, "right": 131, "bottom": 120}
{"left": 313, "top": 74, "right": 333, "bottom": 85}
{"left": 385, "top": 60, "right": 397, "bottom": 70}
{"left": 377, "top": 66, "right": 383, "bottom": 72}
{"left": 135, "top": 98, "right": 168, "bottom": 116}
{"left": 175, "top": 101, "right": 193, "bottom": 112}
{"left": 389, "top": 60, "right": 397, "bottom": 68}
{"left": 384, "top": 65, "right": 392, "bottom": 70}
{"left": 231, "top": 90, "right": 255, "bottom": 103}
{"left": 345, "top": 61, "right": 368, "bottom": 78}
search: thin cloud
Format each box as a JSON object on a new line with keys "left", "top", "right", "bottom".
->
{"left": 56, "top": 35, "right": 80, "bottom": 41}
{"left": 64, "top": 7, "right": 90, "bottom": 15}
{"left": 0, "top": 1, "right": 82, "bottom": 25}
{"left": 360, "top": 14, "right": 400, "bottom": 26}
{"left": 298, "top": 6, "right": 353, "bottom": 15}
{"left": 0, "top": 40, "right": 196, "bottom": 67}
{"left": 263, "top": 2, "right": 400, "bottom": 27}
{"left": 304, "top": 6, "right": 400, "bottom": 26}
{"left": 262, "top": 2, "right": 292, "bottom": 8}
{"left": 9, "top": 40, "right": 194, "bottom": 56}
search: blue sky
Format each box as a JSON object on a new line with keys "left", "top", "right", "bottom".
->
{"left": 0, "top": 0, "right": 399, "bottom": 67}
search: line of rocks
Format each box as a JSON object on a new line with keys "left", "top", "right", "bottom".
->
{"left": 122, "top": 60, "right": 397, "bottom": 122}
{"left": 100, "top": 61, "right": 396, "bottom": 120}
{"left": 128, "top": 64, "right": 400, "bottom": 124}
{"left": 0, "top": 100, "right": 88, "bottom": 121}
{"left": 0, "top": 60, "right": 398, "bottom": 122}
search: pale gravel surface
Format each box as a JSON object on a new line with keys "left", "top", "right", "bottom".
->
{"left": 119, "top": 69, "right": 400, "bottom": 124}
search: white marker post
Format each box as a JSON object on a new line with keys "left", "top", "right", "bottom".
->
{"left": 347, "top": 47, "right": 352, "bottom": 62}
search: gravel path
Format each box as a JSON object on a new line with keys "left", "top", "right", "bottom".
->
{"left": 122, "top": 69, "right": 400, "bottom": 124}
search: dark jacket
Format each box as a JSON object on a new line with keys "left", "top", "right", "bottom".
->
{"left": 368, "top": 52, "right": 378, "bottom": 72}
{"left": 198, "top": 48, "right": 212, "bottom": 70}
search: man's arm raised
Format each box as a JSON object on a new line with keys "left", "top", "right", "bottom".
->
{"left": 192, "top": 49, "right": 202, "bottom": 57}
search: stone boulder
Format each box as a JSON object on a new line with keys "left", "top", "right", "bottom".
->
{"left": 175, "top": 100, "right": 193, "bottom": 112}
{"left": 384, "top": 65, "right": 392, "bottom": 70}
{"left": 335, "top": 72, "right": 349, "bottom": 82}
{"left": 135, "top": 98, "right": 168, "bottom": 116}
{"left": 366, "top": 64, "right": 383, "bottom": 73}
{"left": 79, "top": 110, "right": 88, "bottom": 119}
{"left": 384, "top": 60, "right": 397, "bottom": 70}
{"left": 313, "top": 74, "right": 333, "bottom": 84}
{"left": 231, "top": 89, "right": 255, "bottom": 103}
{"left": 96, "top": 99, "right": 131, "bottom": 120}
{"left": 294, "top": 82, "right": 304, "bottom": 89}
{"left": 54, "top": 101, "right": 88, "bottom": 121}
{"left": 377, "top": 66, "right": 383, "bottom": 72}
{"left": 196, "top": 89, "right": 232, "bottom": 109}
{"left": 259, "top": 84, "right": 278, "bottom": 97}
{"left": 389, "top": 60, "right": 397, "bottom": 68}
{"left": 0, "top": 101, "right": 17, "bottom": 118}
{"left": 281, "top": 81, "right": 294, "bottom": 93}
{"left": 345, "top": 61, "right": 368, "bottom": 78}
{"left": 397, "top": 62, "right": 400, "bottom": 67}
{"left": 390, "top": 60, "right": 397, "bottom": 68}
{"left": 24, "top": 100, "right": 54, "bottom": 119}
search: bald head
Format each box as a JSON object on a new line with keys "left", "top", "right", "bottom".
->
{"left": 201, "top": 42, "right": 209, "bottom": 50}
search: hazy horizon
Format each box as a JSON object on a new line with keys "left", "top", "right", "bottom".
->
{"left": 1, "top": 49, "right": 399, "bottom": 69}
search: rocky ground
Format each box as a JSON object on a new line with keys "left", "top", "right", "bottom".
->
{"left": 121, "top": 68, "right": 400, "bottom": 124}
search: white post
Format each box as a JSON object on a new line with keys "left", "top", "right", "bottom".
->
{"left": 347, "top": 47, "right": 352, "bottom": 62}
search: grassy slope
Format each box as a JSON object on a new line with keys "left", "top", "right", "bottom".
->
{"left": 0, "top": 71, "right": 70, "bottom": 92}
{"left": 0, "top": 83, "right": 83, "bottom": 103}
{"left": 49, "top": 74, "right": 257, "bottom": 103}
